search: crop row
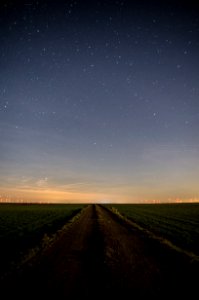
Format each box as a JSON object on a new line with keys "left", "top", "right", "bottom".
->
{"left": 0, "top": 203, "right": 85, "bottom": 276}
{"left": 108, "top": 203, "right": 199, "bottom": 256}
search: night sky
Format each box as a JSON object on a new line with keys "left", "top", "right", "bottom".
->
{"left": 0, "top": 0, "right": 199, "bottom": 203}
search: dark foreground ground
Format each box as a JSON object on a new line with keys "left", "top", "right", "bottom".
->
{"left": 1, "top": 204, "right": 198, "bottom": 299}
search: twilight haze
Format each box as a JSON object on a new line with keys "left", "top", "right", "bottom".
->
{"left": 0, "top": 0, "right": 199, "bottom": 203}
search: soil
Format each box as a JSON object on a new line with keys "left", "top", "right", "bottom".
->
{"left": 1, "top": 204, "right": 198, "bottom": 299}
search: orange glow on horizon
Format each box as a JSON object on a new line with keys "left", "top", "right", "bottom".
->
{"left": 0, "top": 186, "right": 114, "bottom": 203}
{"left": 0, "top": 180, "right": 199, "bottom": 204}
{"left": 0, "top": 187, "right": 199, "bottom": 204}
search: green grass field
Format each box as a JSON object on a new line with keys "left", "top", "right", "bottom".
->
{"left": 107, "top": 203, "right": 199, "bottom": 256}
{"left": 0, "top": 203, "right": 85, "bottom": 276}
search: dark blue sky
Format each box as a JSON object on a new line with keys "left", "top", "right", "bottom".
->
{"left": 0, "top": 0, "right": 199, "bottom": 203}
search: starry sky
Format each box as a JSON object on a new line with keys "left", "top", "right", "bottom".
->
{"left": 0, "top": 0, "right": 199, "bottom": 203}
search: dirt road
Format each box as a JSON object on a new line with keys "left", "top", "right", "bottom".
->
{"left": 2, "top": 204, "right": 198, "bottom": 299}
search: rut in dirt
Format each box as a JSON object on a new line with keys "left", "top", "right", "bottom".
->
{"left": 1, "top": 204, "right": 198, "bottom": 299}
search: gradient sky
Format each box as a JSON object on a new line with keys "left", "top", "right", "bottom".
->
{"left": 0, "top": 0, "right": 199, "bottom": 203}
